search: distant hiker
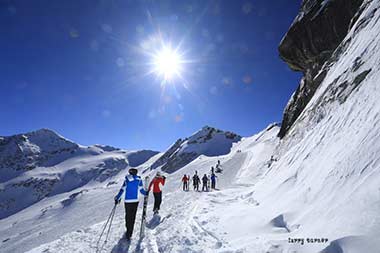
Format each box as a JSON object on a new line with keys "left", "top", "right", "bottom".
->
{"left": 182, "top": 174, "right": 189, "bottom": 191}
{"left": 211, "top": 173, "right": 217, "bottom": 189}
{"left": 268, "top": 155, "right": 277, "bottom": 168}
{"left": 149, "top": 172, "right": 166, "bottom": 214}
{"left": 193, "top": 172, "right": 200, "bottom": 191}
{"left": 114, "top": 168, "right": 148, "bottom": 241}
{"left": 215, "top": 160, "right": 222, "bottom": 173}
{"left": 211, "top": 166, "right": 215, "bottom": 174}
{"left": 202, "top": 174, "right": 209, "bottom": 192}
{"left": 207, "top": 175, "right": 211, "bottom": 189}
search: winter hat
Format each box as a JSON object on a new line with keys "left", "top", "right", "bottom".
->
{"left": 129, "top": 168, "right": 138, "bottom": 175}
{"left": 156, "top": 171, "right": 161, "bottom": 177}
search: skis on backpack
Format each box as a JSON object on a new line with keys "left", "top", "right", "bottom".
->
{"left": 139, "top": 176, "right": 149, "bottom": 239}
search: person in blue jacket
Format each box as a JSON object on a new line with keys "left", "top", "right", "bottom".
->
{"left": 211, "top": 173, "right": 217, "bottom": 190}
{"left": 114, "top": 168, "right": 148, "bottom": 241}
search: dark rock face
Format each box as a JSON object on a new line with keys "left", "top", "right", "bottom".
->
{"left": 127, "top": 150, "right": 159, "bottom": 167}
{"left": 278, "top": 0, "right": 364, "bottom": 138}
{"left": 158, "top": 151, "right": 199, "bottom": 174}
{"left": 150, "top": 126, "right": 241, "bottom": 173}
{"left": 149, "top": 138, "right": 184, "bottom": 172}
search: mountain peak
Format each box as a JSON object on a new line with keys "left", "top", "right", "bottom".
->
{"left": 0, "top": 128, "right": 79, "bottom": 173}
{"left": 32, "top": 128, "right": 57, "bottom": 134}
{"left": 150, "top": 126, "right": 241, "bottom": 173}
{"left": 22, "top": 128, "right": 77, "bottom": 149}
{"left": 27, "top": 128, "right": 63, "bottom": 139}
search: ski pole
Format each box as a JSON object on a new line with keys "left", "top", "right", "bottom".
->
{"left": 96, "top": 204, "right": 117, "bottom": 253}
{"left": 103, "top": 205, "right": 116, "bottom": 243}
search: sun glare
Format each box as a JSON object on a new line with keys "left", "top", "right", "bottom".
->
{"left": 152, "top": 47, "right": 183, "bottom": 82}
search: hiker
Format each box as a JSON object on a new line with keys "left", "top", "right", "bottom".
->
{"left": 149, "top": 172, "right": 166, "bottom": 214}
{"left": 215, "top": 160, "right": 222, "bottom": 173}
{"left": 182, "top": 174, "right": 189, "bottom": 191}
{"left": 114, "top": 168, "right": 148, "bottom": 241}
{"left": 211, "top": 166, "right": 215, "bottom": 174}
{"left": 193, "top": 171, "right": 200, "bottom": 191}
{"left": 211, "top": 173, "right": 217, "bottom": 189}
{"left": 215, "top": 161, "right": 223, "bottom": 173}
{"left": 207, "top": 175, "right": 211, "bottom": 189}
{"left": 202, "top": 174, "right": 208, "bottom": 192}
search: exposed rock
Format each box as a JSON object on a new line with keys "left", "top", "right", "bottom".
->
{"left": 0, "top": 129, "right": 158, "bottom": 219}
{"left": 60, "top": 190, "right": 88, "bottom": 208}
{"left": 150, "top": 126, "right": 241, "bottom": 173}
{"left": 127, "top": 150, "right": 159, "bottom": 167}
{"left": 0, "top": 129, "right": 80, "bottom": 182}
{"left": 149, "top": 138, "right": 184, "bottom": 172}
{"left": 278, "top": 0, "right": 364, "bottom": 138}
{"left": 93, "top": 144, "right": 120, "bottom": 152}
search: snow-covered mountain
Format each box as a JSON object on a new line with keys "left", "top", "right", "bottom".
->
{"left": 0, "top": 129, "right": 80, "bottom": 181}
{"left": 0, "top": 129, "right": 158, "bottom": 219}
{"left": 1, "top": 0, "right": 380, "bottom": 252}
{"left": 149, "top": 126, "right": 241, "bottom": 173}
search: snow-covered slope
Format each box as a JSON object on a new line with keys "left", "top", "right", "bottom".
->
{"left": 247, "top": 0, "right": 380, "bottom": 251}
{"left": 0, "top": 125, "right": 270, "bottom": 253}
{"left": 1, "top": 0, "right": 380, "bottom": 252}
{"left": 0, "top": 129, "right": 159, "bottom": 219}
{"left": 150, "top": 126, "right": 241, "bottom": 173}
{"left": 0, "top": 129, "right": 80, "bottom": 182}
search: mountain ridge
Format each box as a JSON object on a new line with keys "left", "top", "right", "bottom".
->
{"left": 149, "top": 125, "right": 242, "bottom": 173}
{"left": 0, "top": 128, "right": 159, "bottom": 219}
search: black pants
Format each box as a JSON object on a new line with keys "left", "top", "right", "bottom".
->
{"left": 124, "top": 202, "right": 139, "bottom": 239}
{"left": 202, "top": 183, "right": 208, "bottom": 191}
{"left": 153, "top": 192, "right": 162, "bottom": 211}
{"left": 211, "top": 181, "right": 216, "bottom": 189}
{"left": 194, "top": 183, "right": 199, "bottom": 191}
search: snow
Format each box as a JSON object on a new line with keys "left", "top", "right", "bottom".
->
{"left": 178, "top": 126, "right": 241, "bottom": 156}
{"left": 0, "top": 129, "right": 158, "bottom": 219}
{"left": 0, "top": 125, "right": 275, "bottom": 252}
{"left": 2, "top": 0, "right": 380, "bottom": 252}
{"left": 149, "top": 126, "right": 241, "bottom": 173}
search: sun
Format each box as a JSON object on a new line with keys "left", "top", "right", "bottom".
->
{"left": 152, "top": 46, "right": 183, "bottom": 82}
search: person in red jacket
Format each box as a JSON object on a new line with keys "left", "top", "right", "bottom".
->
{"left": 149, "top": 172, "right": 166, "bottom": 214}
{"left": 182, "top": 174, "right": 189, "bottom": 191}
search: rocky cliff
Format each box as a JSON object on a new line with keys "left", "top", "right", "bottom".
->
{"left": 278, "top": 0, "right": 364, "bottom": 138}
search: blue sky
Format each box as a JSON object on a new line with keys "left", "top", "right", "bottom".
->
{"left": 1, "top": 0, "right": 301, "bottom": 151}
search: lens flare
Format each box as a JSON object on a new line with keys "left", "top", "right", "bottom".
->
{"left": 152, "top": 47, "right": 183, "bottom": 82}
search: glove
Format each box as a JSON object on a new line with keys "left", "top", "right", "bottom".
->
{"left": 162, "top": 176, "right": 166, "bottom": 180}
{"left": 114, "top": 197, "right": 120, "bottom": 205}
